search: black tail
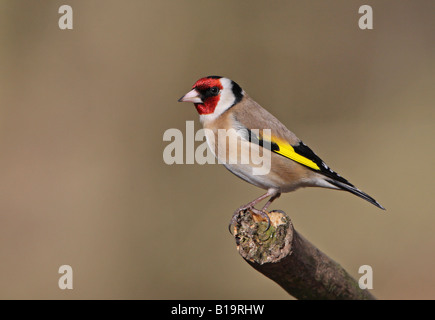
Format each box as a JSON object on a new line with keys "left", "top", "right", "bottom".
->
{"left": 326, "top": 179, "right": 385, "bottom": 210}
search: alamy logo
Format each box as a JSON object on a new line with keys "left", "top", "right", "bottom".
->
{"left": 163, "top": 121, "right": 272, "bottom": 176}
{"left": 58, "top": 5, "right": 73, "bottom": 30}
{"left": 58, "top": 265, "right": 73, "bottom": 290}
{"left": 358, "top": 265, "right": 373, "bottom": 289}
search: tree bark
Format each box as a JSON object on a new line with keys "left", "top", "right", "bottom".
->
{"left": 232, "top": 209, "right": 376, "bottom": 300}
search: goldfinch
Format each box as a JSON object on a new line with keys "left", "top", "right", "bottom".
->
{"left": 178, "top": 76, "right": 385, "bottom": 226}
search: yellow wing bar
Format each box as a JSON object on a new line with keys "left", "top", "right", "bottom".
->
{"left": 261, "top": 134, "right": 321, "bottom": 171}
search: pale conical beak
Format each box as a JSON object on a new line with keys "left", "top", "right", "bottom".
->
{"left": 178, "top": 89, "right": 203, "bottom": 103}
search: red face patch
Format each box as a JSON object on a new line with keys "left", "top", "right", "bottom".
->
{"left": 192, "top": 77, "right": 223, "bottom": 115}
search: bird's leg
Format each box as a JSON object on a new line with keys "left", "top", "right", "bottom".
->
{"left": 229, "top": 189, "right": 280, "bottom": 233}
{"left": 236, "top": 190, "right": 276, "bottom": 212}
{"left": 261, "top": 192, "right": 281, "bottom": 212}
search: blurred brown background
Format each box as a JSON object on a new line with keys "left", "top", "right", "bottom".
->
{"left": 0, "top": 0, "right": 434, "bottom": 299}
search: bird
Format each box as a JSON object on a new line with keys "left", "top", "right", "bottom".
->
{"left": 178, "top": 76, "right": 385, "bottom": 228}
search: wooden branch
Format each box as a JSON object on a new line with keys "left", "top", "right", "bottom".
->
{"left": 232, "top": 209, "right": 376, "bottom": 300}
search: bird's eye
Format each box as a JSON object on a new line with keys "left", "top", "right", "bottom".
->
{"left": 209, "top": 87, "right": 219, "bottom": 95}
